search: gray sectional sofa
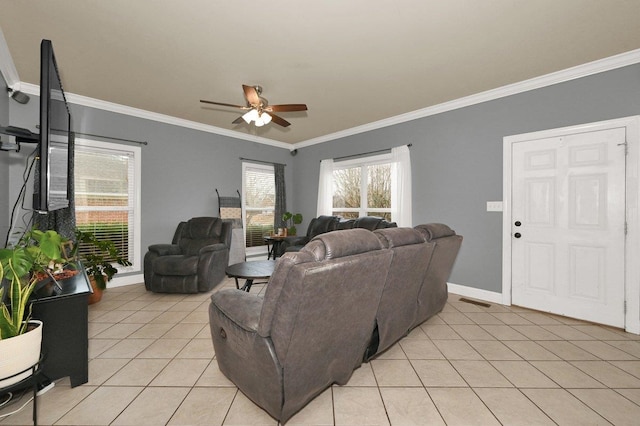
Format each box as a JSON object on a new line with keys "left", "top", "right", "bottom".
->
{"left": 281, "top": 214, "right": 397, "bottom": 253}
{"left": 208, "top": 224, "right": 462, "bottom": 423}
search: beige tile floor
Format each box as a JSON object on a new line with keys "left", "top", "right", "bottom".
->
{"left": 2, "top": 278, "right": 640, "bottom": 425}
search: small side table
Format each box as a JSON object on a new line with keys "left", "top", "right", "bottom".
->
{"left": 263, "top": 236, "right": 287, "bottom": 259}
{"left": 226, "top": 260, "right": 276, "bottom": 292}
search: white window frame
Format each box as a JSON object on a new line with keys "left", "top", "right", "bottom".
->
{"left": 332, "top": 153, "right": 393, "bottom": 219}
{"left": 241, "top": 161, "right": 275, "bottom": 257}
{"left": 74, "top": 138, "right": 141, "bottom": 279}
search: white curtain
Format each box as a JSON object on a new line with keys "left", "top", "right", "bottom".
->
{"left": 391, "top": 145, "right": 412, "bottom": 227}
{"left": 317, "top": 158, "right": 334, "bottom": 216}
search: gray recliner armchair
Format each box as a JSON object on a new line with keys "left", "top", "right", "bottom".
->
{"left": 209, "top": 229, "right": 393, "bottom": 422}
{"left": 144, "top": 217, "right": 231, "bottom": 293}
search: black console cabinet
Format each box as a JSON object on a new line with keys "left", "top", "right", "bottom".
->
{"left": 30, "top": 268, "right": 91, "bottom": 387}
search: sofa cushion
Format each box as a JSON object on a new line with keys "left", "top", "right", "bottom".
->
{"left": 336, "top": 219, "right": 355, "bottom": 230}
{"left": 179, "top": 217, "right": 223, "bottom": 256}
{"left": 305, "top": 228, "right": 383, "bottom": 260}
{"left": 353, "top": 216, "right": 397, "bottom": 230}
{"left": 307, "top": 215, "right": 340, "bottom": 240}
{"left": 187, "top": 216, "right": 222, "bottom": 238}
{"left": 153, "top": 255, "right": 198, "bottom": 275}
{"left": 375, "top": 226, "right": 425, "bottom": 248}
{"left": 414, "top": 223, "right": 455, "bottom": 240}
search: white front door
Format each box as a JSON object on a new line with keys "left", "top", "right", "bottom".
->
{"left": 510, "top": 127, "right": 626, "bottom": 327}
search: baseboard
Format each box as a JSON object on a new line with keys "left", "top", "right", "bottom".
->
{"left": 446, "top": 282, "right": 504, "bottom": 305}
{"left": 109, "top": 273, "right": 144, "bottom": 288}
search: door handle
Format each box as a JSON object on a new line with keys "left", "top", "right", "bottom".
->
{"left": 514, "top": 232, "right": 522, "bottom": 238}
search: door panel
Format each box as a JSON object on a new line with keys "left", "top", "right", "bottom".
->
{"left": 511, "top": 128, "right": 626, "bottom": 327}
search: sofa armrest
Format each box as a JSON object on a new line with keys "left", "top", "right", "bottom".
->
{"left": 209, "top": 289, "right": 282, "bottom": 417}
{"left": 148, "top": 243, "right": 181, "bottom": 256}
{"left": 211, "top": 289, "right": 264, "bottom": 332}
{"left": 197, "top": 243, "right": 230, "bottom": 292}
{"left": 286, "top": 235, "right": 308, "bottom": 245}
{"left": 281, "top": 236, "right": 309, "bottom": 252}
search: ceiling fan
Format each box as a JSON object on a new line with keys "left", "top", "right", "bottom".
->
{"left": 200, "top": 85, "right": 308, "bottom": 127}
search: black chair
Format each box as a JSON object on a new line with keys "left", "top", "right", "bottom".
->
{"left": 280, "top": 215, "right": 340, "bottom": 253}
{"left": 144, "top": 217, "right": 231, "bottom": 293}
{"left": 338, "top": 216, "right": 397, "bottom": 230}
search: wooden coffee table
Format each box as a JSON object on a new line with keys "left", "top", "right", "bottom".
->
{"left": 226, "top": 260, "right": 276, "bottom": 292}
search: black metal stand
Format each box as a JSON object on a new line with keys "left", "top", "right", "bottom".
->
{"left": 264, "top": 236, "right": 285, "bottom": 259}
{"left": 0, "top": 355, "right": 44, "bottom": 426}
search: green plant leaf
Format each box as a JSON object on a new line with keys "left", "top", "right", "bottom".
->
{"left": 38, "top": 230, "right": 63, "bottom": 261}
{"left": 0, "top": 247, "right": 32, "bottom": 280}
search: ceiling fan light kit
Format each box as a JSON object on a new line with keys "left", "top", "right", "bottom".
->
{"left": 201, "top": 85, "right": 307, "bottom": 128}
{"left": 242, "top": 109, "right": 272, "bottom": 127}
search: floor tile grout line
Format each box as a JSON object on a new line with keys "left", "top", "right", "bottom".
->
{"left": 4, "top": 284, "right": 639, "bottom": 424}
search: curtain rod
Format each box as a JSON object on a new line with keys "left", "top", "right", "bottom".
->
{"left": 332, "top": 143, "right": 412, "bottom": 162}
{"left": 239, "top": 157, "right": 286, "bottom": 166}
{"left": 73, "top": 131, "right": 148, "bottom": 146}
{"left": 47, "top": 126, "right": 148, "bottom": 145}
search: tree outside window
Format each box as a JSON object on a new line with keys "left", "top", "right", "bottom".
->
{"left": 332, "top": 156, "right": 392, "bottom": 221}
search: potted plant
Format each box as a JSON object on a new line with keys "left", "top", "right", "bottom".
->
{"left": 282, "top": 212, "right": 303, "bottom": 236}
{"left": 73, "top": 229, "right": 131, "bottom": 304}
{"left": 0, "top": 228, "right": 66, "bottom": 387}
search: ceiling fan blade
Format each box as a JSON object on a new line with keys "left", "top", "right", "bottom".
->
{"left": 269, "top": 113, "right": 291, "bottom": 127}
{"left": 266, "top": 104, "right": 308, "bottom": 112}
{"left": 232, "top": 115, "right": 245, "bottom": 124}
{"left": 242, "top": 85, "right": 261, "bottom": 106}
{"left": 200, "top": 99, "right": 248, "bottom": 109}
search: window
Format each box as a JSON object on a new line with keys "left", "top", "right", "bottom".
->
{"left": 332, "top": 154, "right": 392, "bottom": 220}
{"left": 242, "top": 162, "right": 275, "bottom": 249}
{"left": 318, "top": 145, "right": 412, "bottom": 226}
{"left": 74, "top": 139, "right": 141, "bottom": 272}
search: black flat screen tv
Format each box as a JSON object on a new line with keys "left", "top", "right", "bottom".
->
{"left": 34, "top": 39, "right": 72, "bottom": 213}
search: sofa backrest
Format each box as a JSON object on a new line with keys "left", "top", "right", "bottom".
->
{"left": 337, "top": 216, "right": 398, "bottom": 231}
{"left": 178, "top": 217, "right": 229, "bottom": 256}
{"left": 258, "top": 229, "right": 393, "bottom": 412}
{"left": 368, "top": 227, "right": 435, "bottom": 358}
{"left": 306, "top": 215, "right": 340, "bottom": 240}
{"left": 354, "top": 216, "right": 397, "bottom": 230}
{"left": 413, "top": 223, "right": 463, "bottom": 327}
{"left": 336, "top": 218, "right": 355, "bottom": 230}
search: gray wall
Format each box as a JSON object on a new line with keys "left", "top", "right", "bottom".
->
{"left": 6, "top": 99, "right": 294, "bottom": 273}
{"left": 292, "top": 64, "right": 640, "bottom": 293}
{"left": 4, "top": 63, "right": 640, "bottom": 292}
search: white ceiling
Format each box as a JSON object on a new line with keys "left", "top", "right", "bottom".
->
{"left": 1, "top": 1, "right": 640, "bottom": 146}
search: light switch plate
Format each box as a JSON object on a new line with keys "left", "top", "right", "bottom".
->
{"left": 487, "top": 201, "right": 503, "bottom": 212}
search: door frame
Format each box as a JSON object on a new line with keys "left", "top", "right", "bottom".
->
{"left": 502, "top": 116, "right": 640, "bottom": 334}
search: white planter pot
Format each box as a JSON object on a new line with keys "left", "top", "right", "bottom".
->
{"left": 0, "top": 320, "right": 43, "bottom": 388}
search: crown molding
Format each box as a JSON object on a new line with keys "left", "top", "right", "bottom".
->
{"left": 17, "top": 82, "right": 292, "bottom": 149}
{"left": 66, "top": 91, "right": 292, "bottom": 149}
{"left": 293, "top": 48, "right": 640, "bottom": 150}
{"left": 4, "top": 24, "right": 639, "bottom": 151}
